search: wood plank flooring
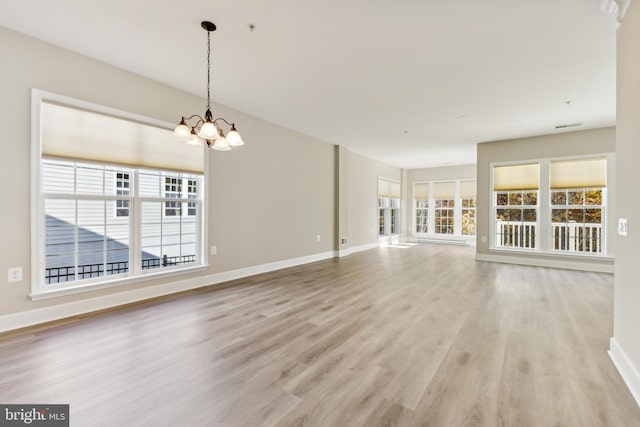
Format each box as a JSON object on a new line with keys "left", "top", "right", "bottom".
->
{"left": 1, "top": 244, "right": 639, "bottom": 426}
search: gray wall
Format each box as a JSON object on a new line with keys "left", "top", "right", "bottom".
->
{"left": 476, "top": 127, "right": 616, "bottom": 269}
{"left": 0, "top": 26, "right": 397, "bottom": 319}
{"left": 613, "top": 0, "right": 640, "bottom": 401}
{"left": 347, "top": 150, "right": 401, "bottom": 248}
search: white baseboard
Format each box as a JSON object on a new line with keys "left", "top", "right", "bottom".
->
{"left": 349, "top": 242, "right": 380, "bottom": 254}
{"left": 475, "top": 253, "right": 614, "bottom": 273}
{"left": 418, "top": 238, "right": 469, "bottom": 246}
{"left": 337, "top": 249, "right": 351, "bottom": 257}
{"left": 0, "top": 250, "right": 337, "bottom": 334}
{"left": 201, "top": 251, "right": 337, "bottom": 285}
{"left": 609, "top": 337, "right": 640, "bottom": 407}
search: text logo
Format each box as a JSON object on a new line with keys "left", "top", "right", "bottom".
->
{"left": 1, "top": 405, "right": 69, "bottom": 426}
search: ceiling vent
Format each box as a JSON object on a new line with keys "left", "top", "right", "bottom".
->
{"left": 555, "top": 123, "right": 583, "bottom": 129}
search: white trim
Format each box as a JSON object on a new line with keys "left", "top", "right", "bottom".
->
{"left": 337, "top": 249, "right": 351, "bottom": 257}
{"left": 0, "top": 250, "right": 337, "bottom": 333}
{"left": 30, "top": 90, "right": 44, "bottom": 301}
{"left": 207, "top": 251, "right": 336, "bottom": 284}
{"left": 418, "top": 238, "right": 470, "bottom": 246}
{"left": 378, "top": 235, "right": 400, "bottom": 246}
{"left": 31, "top": 89, "right": 208, "bottom": 297}
{"left": 475, "top": 253, "right": 614, "bottom": 273}
{"left": 609, "top": 337, "right": 640, "bottom": 408}
{"left": 30, "top": 265, "right": 208, "bottom": 301}
{"left": 349, "top": 243, "right": 380, "bottom": 254}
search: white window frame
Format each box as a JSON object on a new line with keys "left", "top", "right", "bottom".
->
{"left": 415, "top": 199, "right": 429, "bottom": 234}
{"left": 115, "top": 171, "right": 131, "bottom": 217}
{"left": 489, "top": 155, "right": 612, "bottom": 257}
{"left": 31, "top": 90, "right": 208, "bottom": 300}
{"left": 434, "top": 198, "right": 455, "bottom": 235}
{"left": 412, "top": 180, "right": 476, "bottom": 242}
{"left": 549, "top": 187, "right": 606, "bottom": 254}
{"left": 164, "top": 176, "right": 183, "bottom": 217}
{"left": 377, "top": 177, "right": 400, "bottom": 237}
{"left": 461, "top": 197, "right": 476, "bottom": 236}
{"left": 493, "top": 189, "right": 540, "bottom": 250}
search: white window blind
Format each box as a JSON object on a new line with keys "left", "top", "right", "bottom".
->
{"left": 550, "top": 158, "right": 606, "bottom": 189}
{"left": 414, "top": 183, "right": 429, "bottom": 200}
{"left": 493, "top": 164, "right": 539, "bottom": 191}
{"left": 460, "top": 181, "right": 477, "bottom": 198}
{"left": 41, "top": 102, "right": 204, "bottom": 174}
{"left": 390, "top": 182, "right": 401, "bottom": 198}
{"left": 378, "top": 178, "right": 390, "bottom": 198}
{"left": 433, "top": 182, "right": 456, "bottom": 199}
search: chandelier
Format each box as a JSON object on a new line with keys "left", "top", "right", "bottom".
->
{"left": 174, "top": 21, "right": 244, "bottom": 151}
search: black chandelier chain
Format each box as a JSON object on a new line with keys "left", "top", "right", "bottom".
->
{"left": 207, "top": 29, "right": 211, "bottom": 111}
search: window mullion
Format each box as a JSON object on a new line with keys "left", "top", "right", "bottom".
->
{"left": 539, "top": 160, "right": 550, "bottom": 252}
{"left": 454, "top": 181, "right": 462, "bottom": 235}
{"left": 131, "top": 170, "right": 141, "bottom": 276}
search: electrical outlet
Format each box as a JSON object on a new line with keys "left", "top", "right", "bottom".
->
{"left": 481, "top": 236, "right": 487, "bottom": 243}
{"left": 210, "top": 246, "right": 217, "bottom": 255}
{"left": 8, "top": 267, "right": 23, "bottom": 283}
{"left": 316, "top": 235, "right": 321, "bottom": 242}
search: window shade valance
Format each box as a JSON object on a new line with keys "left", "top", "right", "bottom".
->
{"left": 433, "top": 181, "right": 455, "bottom": 199}
{"left": 550, "top": 158, "right": 606, "bottom": 189}
{"left": 41, "top": 102, "right": 204, "bottom": 174}
{"left": 414, "top": 183, "right": 429, "bottom": 200}
{"left": 460, "top": 181, "right": 477, "bottom": 198}
{"left": 493, "top": 164, "right": 539, "bottom": 191}
{"left": 378, "top": 178, "right": 389, "bottom": 198}
{"left": 389, "top": 182, "right": 401, "bottom": 198}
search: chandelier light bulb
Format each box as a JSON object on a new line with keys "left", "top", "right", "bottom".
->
{"left": 212, "top": 136, "right": 231, "bottom": 151}
{"left": 174, "top": 123, "right": 190, "bottom": 138}
{"left": 187, "top": 132, "right": 202, "bottom": 146}
{"left": 197, "top": 121, "right": 218, "bottom": 139}
{"left": 226, "top": 125, "right": 244, "bottom": 147}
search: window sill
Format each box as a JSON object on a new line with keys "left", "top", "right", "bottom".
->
{"left": 30, "top": 264, "right": 209, "bottom": 301}
{"left": 489, "top": 247, "right": 614, "bottom": 262}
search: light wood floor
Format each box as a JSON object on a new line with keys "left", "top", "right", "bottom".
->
{"left": 1, "top": 244, "right": 639, "bottom": 426}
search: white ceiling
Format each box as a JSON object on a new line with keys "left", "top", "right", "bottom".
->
{"left": 0, "top": 0, "right": 619, "bottom": 169}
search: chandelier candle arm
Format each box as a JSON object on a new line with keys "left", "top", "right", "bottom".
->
{"left": 174, "top": 20, "right": 244, "bottom": 151}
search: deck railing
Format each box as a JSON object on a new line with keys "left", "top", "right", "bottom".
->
{"left": 496, "top": 221, "right": 537, "bottom": 249}
{"left": 45, "top": 255, "right": 196, "bottom": 284}
{"left": 495, "top": 221, "right": 602, "bottom": 253}
{"left": 551, "top": 222, "right": 602, "bottom": 253}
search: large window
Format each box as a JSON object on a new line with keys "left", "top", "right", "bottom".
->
{"left": 378, "top": 177, "right": 400, "bottom": 236}
{"left": 493, "top": 163, "right": 539, "bottom": 249}
{"left": 550, "top": 159, "right": 606, "bottom": 254}
{"left": 491, "top": 158, "right": 607, "bottom": 255}
{"left": 33, "top": 92, "right": 205, "bottom": 295}
{"left": 414, "top": 183, "right": 429, "bottom": 234}
{"left": 412, "top": 180, "right": 476, "bottom": 238}
{"left": 461, "top": 181, "right": 476, "bottom": 236}
{"left": 433, "top": 182, "right": 455, "bottom": 234}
